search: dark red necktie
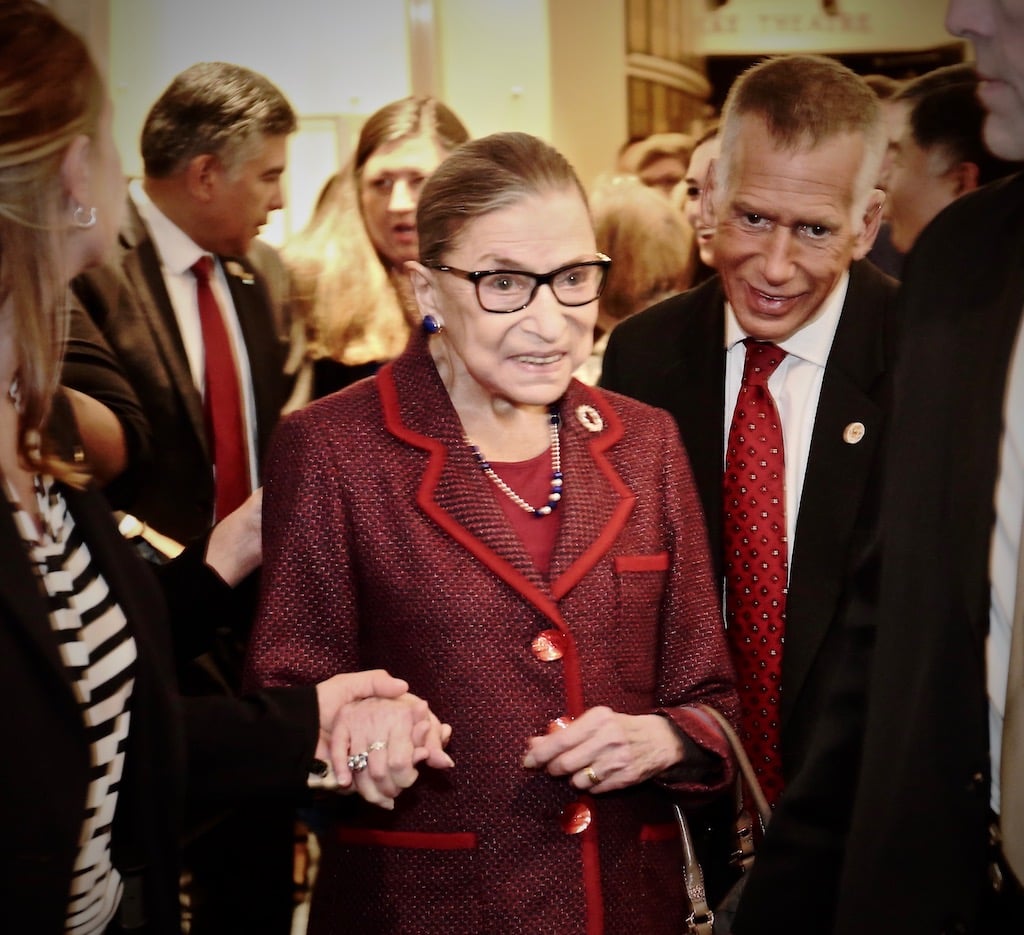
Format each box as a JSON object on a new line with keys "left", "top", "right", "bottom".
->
{"left": 723, "top": 338, "right": 788, "bottom": 806}
{"left": 192, "top": 256, "right": 249, "bottom": 522}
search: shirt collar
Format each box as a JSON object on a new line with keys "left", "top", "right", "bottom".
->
{"left": 130, "top": 179, "right": 210, "bottom": 275}
{"left": 724, "top": 269, "right": 850, "bottom": 368}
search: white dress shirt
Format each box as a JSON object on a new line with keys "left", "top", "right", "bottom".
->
{"left": 989, "top": 313, "right": 1024, "bottom": 814}
{"left": 723, "top": 270, "right": 850, "bottom": 576}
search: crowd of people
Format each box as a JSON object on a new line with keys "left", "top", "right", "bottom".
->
{"left": 2, "top": 0, "right": 1023, "bottom": 932}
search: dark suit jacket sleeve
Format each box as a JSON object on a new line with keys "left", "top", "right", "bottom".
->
{"left": 62, "top": 292, "right": 153, "bottom": 505}
{"left": 182, "top": 685, "right": 318, "bottom": 804}
{"left": 150, "top": 538, "right": 253, "bottom": 668}
{"left": 149, "top": 539, "right": 319, "bottom": 804}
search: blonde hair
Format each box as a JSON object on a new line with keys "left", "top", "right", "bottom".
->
{"left": 618, "top": 132, "right": 694, "bottom": 176}
{"left": 284, "top": 97, "right": 469, "bottom": 367}
{"left": 284, "top": 168, "right": 412, "bottom": 365}
{"left": 590, "top": 174, "right": 694, "bottom": 326}
{"left": 0, "top": 1, "right": 101, "bottom": 484}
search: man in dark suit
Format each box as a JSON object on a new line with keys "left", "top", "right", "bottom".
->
{"left": 69, "top": 64, "right": 291, "bottom": 548}
{"left": 601, "top": 54, "right": 896, "bottom": 895}
{"left": 66, "top": 62, "right": 295, "bottom": 934}
{"left": 731, "top": 2, "right": 1024, "bottom": 932}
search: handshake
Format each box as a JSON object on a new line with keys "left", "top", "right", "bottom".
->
{"left": 310, "top": 670, "right": 454, "bottom": 810}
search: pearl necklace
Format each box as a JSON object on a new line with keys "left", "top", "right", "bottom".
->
{"left": 465, "top": 407, "right": 563, "bottom": 518}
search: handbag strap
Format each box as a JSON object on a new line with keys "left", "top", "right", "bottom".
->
{"left": 673, "top": 801, "right": 715, "bottom": 935}
{"left": 673, "top": 704, "right": 773, "bottom": 933}
{"left": 696, "top": 703, "right": 772, "bottom": 830}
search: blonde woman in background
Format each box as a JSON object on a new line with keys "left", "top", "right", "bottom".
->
{"left": 576, "top": 173, "right": 695, "bottom": 385}
{"left": 284, "top": 96, "right": 470, "bottom": 405}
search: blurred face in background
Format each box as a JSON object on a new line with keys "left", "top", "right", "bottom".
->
{"left": 204, "top": 133, "right": 288, "bottom": 258}
{"left": 638, "top": 154, "right": 687, "bottom": 198}
{"left": 360, "top": 133, "right": 447, "bottom": 269}
{"left": 947, "top": 0, "right": 1024, "bottom": 160}
{"left": 876, "top": 98, "right": 911, "bottom": 183}
{"left": 681, "top": 134, "right": 722, "bottom": 267}
{"left": 881, "top": 130, "right": 961, "bottom": 252}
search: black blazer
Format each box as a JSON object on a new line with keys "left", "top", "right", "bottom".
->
{"left": 601, "top": 258, "right": 899, "bottom": 777}
{"left": 735, "top": 172, "right": 1024, "bottom": 935}
{"left": 0, "top": 406, "right": 317, "bottom": 933}
{"left": 68, "top": 201, "right": 288, "bottom": 545}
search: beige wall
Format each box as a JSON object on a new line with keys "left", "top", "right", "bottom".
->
{"left": 549, "top": 0, "right": 628, "bottom": 192}
{"left": 436, "top": 0, "right": 552, "bottom": 140}
{"left": 75, "top": 0, "right": 953, "bottom": 244}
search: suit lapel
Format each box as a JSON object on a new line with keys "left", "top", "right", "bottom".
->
{"left": 782, "top": 261, "right": 892, "bottom": 725}
{"left": 664, "top": 286, "right": 728, "bottom": 573}
{"left": 121, "top": 213, "right": 210, "bottom": 462}
{"left": 221, "top": 256, "right": 285, "bottom": 467}
{"left": 549, "top": 384, "right": 635, "bottom": 600}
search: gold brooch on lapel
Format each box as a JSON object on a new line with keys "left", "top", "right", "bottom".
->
{"left": 843, "top": 422, "right": 866, "bottom": 445}
{"left": 575, "top": 404, "right": 604, "bottom": 433}
{"left": 224, "top": 260, "right": 255, "bottom": 284}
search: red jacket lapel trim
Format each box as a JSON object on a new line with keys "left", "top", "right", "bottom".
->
{"left": 551, "top": 383, "right": 635, "bottom": 601}
{"left": 376, "top": 360, "right": 567, "bottom": 632}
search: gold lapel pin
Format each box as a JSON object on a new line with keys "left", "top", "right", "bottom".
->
{"left": 224, "top": 260, "right": 255, "bottom": 284}
{"left": 843, "top": 422, "right": 866, "bottom": 445}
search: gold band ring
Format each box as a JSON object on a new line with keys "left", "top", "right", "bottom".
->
{"left": 585, "top": 766, "right": 602, "bottom": 786}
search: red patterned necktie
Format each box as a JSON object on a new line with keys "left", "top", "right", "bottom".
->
{"left": 192, "top": 256, "right": 250, "bottom": 522}
{"left": 723, "top": 338, "right": 788, "bottom": 806}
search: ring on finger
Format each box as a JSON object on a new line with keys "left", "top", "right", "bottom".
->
{"left": 347, "top": 751, "right": 370, "bottom": 772}
{"left": 585, "top": 766, "right": 602, "bottom": 786}
{"left": 368, "top": 740, "right": 387, "bottom": 753}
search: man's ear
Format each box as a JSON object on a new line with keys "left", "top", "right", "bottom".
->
{"left": 952, "top": 160, "right": 980, "bottom": 196}
{"left": 700, "top": 158, "right": 719, "bottom": 229}
{"left": 852, "top": 188, "right": 885, "bottom": 260}
{"left": 406, "top": 260, "right": 443, "bottom": 326}
{"left": 60, "top": 134, "right": 92, "bottom": 210}
{"left": 184, "top": 153, "right": 220, "bottom": 201}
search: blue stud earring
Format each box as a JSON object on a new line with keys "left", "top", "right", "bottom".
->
{"left": 422, "top": 315, "right": 443, "bottom": 335}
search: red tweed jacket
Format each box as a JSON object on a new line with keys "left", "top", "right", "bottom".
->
{"left": 247, "top": 334, "right": 739, "bottom": 935}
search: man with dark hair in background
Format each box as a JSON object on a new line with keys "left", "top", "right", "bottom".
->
{"left": 883, "top": 61, "right": 1021, "bottom": 254}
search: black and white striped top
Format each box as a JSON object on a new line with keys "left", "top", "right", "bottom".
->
{"left": 8, "top": 476, "right": 137, "bottom": 934}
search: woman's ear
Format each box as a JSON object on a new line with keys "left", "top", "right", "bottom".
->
{"left": 60, "top": 134, "right": 92, "bottom": 211}
{"left": 406, "top": 260, "right": 443, "bottom": 326}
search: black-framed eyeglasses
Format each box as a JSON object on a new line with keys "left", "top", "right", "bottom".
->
{"left": 429, "top": 254, "right": 612, "bottom": 314}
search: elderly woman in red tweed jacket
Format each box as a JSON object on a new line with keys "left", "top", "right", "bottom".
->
{"left": 246, "top": 131, "right": 739, "bottom": 934}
